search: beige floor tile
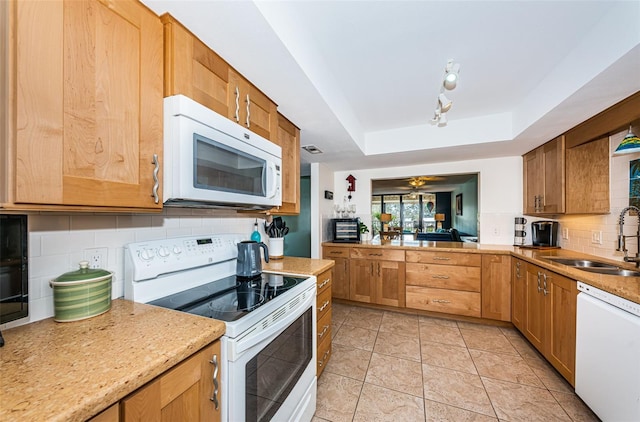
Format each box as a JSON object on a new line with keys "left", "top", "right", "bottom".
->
{"left": 419, "top": 315, "right": 459, "bottom": 328}
{"left": 353, "top": 383, "right": 425, "bottom": 422}
{"left": 331, "top": 304, "right": 351, "bottom": 325}
{"left": 460, "top": 328, "right": 518, "bottom": 355}
{"left": 420, "top": 340, "right": 477, "bottom": 374}
{"left": 332, "top": 324, "right": 378, "bottom": 351}
{"left": 331, "top": 321, "right": 341, "bottom": 340}
{"left": 500, "top": 326, "right": 522, "bottom": 338}
{"left": 315, "top": 372, "right": 363, "bottom": 422}
{"left": 311, "top": 417, "right": 331, "bottom": 422}
{"left": 324, "top": 343, "right": 372, "bottom": 381}
{"left": 379, "top": 311, "right": 420, "bottom": 338}
{"left": 365, "top": 353, "right": 424, "bottom": 397}
{"left": 550, "top": 390, "right": 600, "bottom": 422}
{"left": 470, "top": 349, "right": 544, "bottom": 388}
{"left": 506, "top": 333, "right": 544, "bottom": 360}
{"left": 457, "top": 321, "right": 504, "bottom": 334}
{"left": 524, "top": 357, "right": 573, "bottom": 393}
{"left": 374, "top": 331, "right": 421, "bottom": 361}
{"left": 424, "top": 399, "right": 498, "bottom": 422}
{"left": 419, "top": 323, "right": 466, "bottom": 347}
{"left": 422, "top": 363, "right": 496, "bottom": 417}
{"left": 482, "top": 377, "right": 571, "bottom": 421}
{"left": 343, "top": 308, "right": 383, "bottom": 331}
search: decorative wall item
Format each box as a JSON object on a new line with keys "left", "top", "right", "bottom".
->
{"left": 346, "top": 175, "right": 356, "bottom": 200}
{"left": 456, "top": 194, "right": 463, "bottom": 215}
{"left": 629, "top": 159, "right": 640, "bottom": 208}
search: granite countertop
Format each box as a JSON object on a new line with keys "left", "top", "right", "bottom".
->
{"left": 262, "top": 256, "right": 335, "bottom": 276}
{"left": 322, "top": 241, "right": 640, "bottom": 304}
{"left": 0, "top": 299, "right": 226, "bottom": 422}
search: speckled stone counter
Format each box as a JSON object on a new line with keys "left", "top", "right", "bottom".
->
{"left": 0, "top": 299, "right": 225, "bottom": 422}
{"left": 262, "top": 256, "right": 335, "bottom": 276}
{"left": 322, "top": 241, "right": 640, "bottom": 304}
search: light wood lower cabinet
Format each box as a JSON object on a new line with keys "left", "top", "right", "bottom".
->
{"left": 122, "top": 341, "right": 221, "bottom": 421}
{"left": 350, "top": 248, "right": 405, "bottom": 307}
{"left": 481, "top": 254, "right": 512, "bottom": 321}
{"left": 316, "top": 268, "right": 333, "bottom": 376}
{"left": 405, "top": 250, "right": 481, "bottom": 317}
{"left": 322, "top": 246, "right": 350, "bottom": 300}
{"left": 514, "top": 262, "right": 577, "bottom": 386}
{"left": 511, "top": 259, "right": 526, "bottom": 331}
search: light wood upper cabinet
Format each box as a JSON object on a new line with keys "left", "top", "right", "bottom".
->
{"left": 523, "top": 136, "right": 565, "bottom": 215}
{"left": 161, "top": 14, "right": 230, "bottom": 117}
{"left": 565, "top": 136, "right": 609, "bottom": 214}
{"left": 272, "top": 114, "right": 301, "bottom": 215}
{"left": 227, "top": 69, "right": 278, "bottom": 142}
{"left": 4, "top": 0, "right": 163, "bottom": 211}
{"left": 122, "top": 341, "right": 221, "bottom": 422}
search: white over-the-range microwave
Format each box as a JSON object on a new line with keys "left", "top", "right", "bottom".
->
{"left": 163, "top": 95, "right": 282, "bottom": 209}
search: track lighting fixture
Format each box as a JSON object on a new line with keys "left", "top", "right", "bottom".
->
{"left": 429, "top": 59, "right": 460, "bottom": 127}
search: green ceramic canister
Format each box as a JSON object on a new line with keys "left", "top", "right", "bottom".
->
{"left": 50, "top": 261, "right": 113, "bottom": 322}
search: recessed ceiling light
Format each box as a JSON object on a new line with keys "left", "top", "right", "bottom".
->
{"left": 301, "top": 145, "right": 323, "bottom": 154}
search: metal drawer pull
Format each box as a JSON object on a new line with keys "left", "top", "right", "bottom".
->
{"left": 431, "top": 275, "right": 450, "bottom": 279}
{"left": 537, "top": 271, "right": 542, "bottom": 293}
{"left": 151, "top": 154, "right": 160, "bottom": 204}
{"left": 330, "top": 251, "right": 342, "bottom": 255}
{"left": 234, "top": 86, "right": 240, "bottom": 122}
{"left": 432, "top": 299, "right": 451, "bottom": 304}
{"left": 318, "top": 350, "right": 330, "bottom": 367}
{"left": 245, "top": 94, "right": 251, "bottom": 127}
{"left": 318, "top": 278, "right": 330, "bottom": 289}
{"left": 319, "top": 300, "right": 330, "bottom": 312}
{"left": 542, "top": 273, "right": 549, "bottom": 296}
{"left": 318, "top": 325, "right": 329, "bottom": 339}
{"left": 368, "top": 253, "right": 383, "bottom": 256}
{"left": 432, "top": 257, "right": 450, "bottom": 261}
{"left": 209, "top": 354, "right": 219, "bottom": 409}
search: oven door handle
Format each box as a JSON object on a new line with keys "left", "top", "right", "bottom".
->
{"left": 229, "top": 285, "right": 316, "bottom": 359}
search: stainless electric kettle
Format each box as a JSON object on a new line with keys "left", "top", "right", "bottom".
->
{"left": 236, "top": 240, "right": 269, "bottom": 278}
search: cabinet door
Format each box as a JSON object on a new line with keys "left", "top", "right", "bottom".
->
{"left": 565, "top": 136, "right": 609, "bottom": 214}
{"left": 271, "top": 114, "right": 300, "bottom": 215}
{"left": 481, "top": 254, "right": 512, "bottom": 321}
{"left": 546, "top": 271, "right": 577, "bottom": 386}
{"left": 15, "top": 0, "right": 163, "bottom": 209}
{"left": 523, "top": 149, "right": 542, "bottom": 214}
{"left": 227, "top": 69, "right": 278, "bottom": 141}
{"left": 349, "top": 259, "right": 374, "bottom": 303}
{"left": 541, "top": 136, "right": 565, "bottom": 214}
{"left": 523, "top": 263, "right": 545, "bottom": 350}
{"left": 331, "top": 257, "right": 350, "bottom": 300}
{"left": 122, "top": 341, "right": 221, "bottom": 422}
{"left": 511, "top": 259, "right": 526, "bottom": 331}
{"left": 375, "top": 260, "right": 406, "bottom": 307}
{"left": 161, "top": 14, "right": 230, "bottom": 116}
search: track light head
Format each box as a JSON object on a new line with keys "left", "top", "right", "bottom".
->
{"left": 443, "top": 60, "right": 460, "bottom": 90}
{"left": 438, "top": 93, "right": 452, "bottom": 112}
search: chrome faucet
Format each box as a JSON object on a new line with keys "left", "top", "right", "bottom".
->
{"left": 617, "top": 206, "right": 640, "bottom": 267}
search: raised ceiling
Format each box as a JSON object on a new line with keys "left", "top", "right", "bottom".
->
{"left": 141, "top": 0, "right": 640, "bottom": 171}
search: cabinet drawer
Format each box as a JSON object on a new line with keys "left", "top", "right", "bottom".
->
{"left": 351, "top": 248, "right": 405, "bottom": 262}
{"left": 406, "top": 250, "right": 481, "bottom": 267}
{"left": 317, "top": 332, "right": 332, "bottom": 376}
{"left": 406, "top": 263, "right": 480, "bottom": 292}
{"left": 316, "top": 269, "right": 332, "bottom": 296}
{"left": 317, "top": 286, "right": 332, "bottom": 321}
{"left": 406, "top": 286, "right": 481, "bottom": 317}
{"left": 317, "top": 307, "right": 332, "bottom": 343}
{"left": 323, "top": 246, "right": 350, "bottom": 258}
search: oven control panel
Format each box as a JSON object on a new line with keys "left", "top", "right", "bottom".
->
{"left": 125, "top": 234, "right": 245, "bottom": 281}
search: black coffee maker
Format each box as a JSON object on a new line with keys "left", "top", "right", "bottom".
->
{"left": 236, "top": 240, "right": 269, "bottom": 279}
{"left": 531, "top": 221, "right": 559, "bottom": 247}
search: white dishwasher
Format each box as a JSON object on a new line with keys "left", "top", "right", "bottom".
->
{"left": 575, "top": 282, "right": 640, "bottom": 422}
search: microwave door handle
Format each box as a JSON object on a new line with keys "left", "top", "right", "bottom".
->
{"left": 264, "top": 162, "right": 278, "bottom": 199}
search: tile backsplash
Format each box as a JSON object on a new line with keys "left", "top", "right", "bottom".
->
{"left": 2, "top": 209, "right": 265, "bottom": 328}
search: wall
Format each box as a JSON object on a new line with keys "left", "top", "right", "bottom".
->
{"left": 331, "top": 156, "right": 523, "bottom": 245}
{"left": 282, "top": 176, "right": 311, "bottom": 257}
{"left": 557, "top": 125, "right": 640, "bottom": 262}
{"left": 1, "top": 210, "right": 267, "bottom": 328}
{"left": 311, "top": 163, "right": 335, "bottom": 258}
{"left": 451, "top": 177, "right": 478, "bottom": 236}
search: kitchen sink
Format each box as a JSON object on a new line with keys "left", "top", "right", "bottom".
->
{"left": 578, "top": 267, "right": 640, "bottom": 277}
{"left": 543, "top": 257, "right": 640, "bottom": 277}
{"left": 544, "top": 257, "right": 618, "bottom": 268}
